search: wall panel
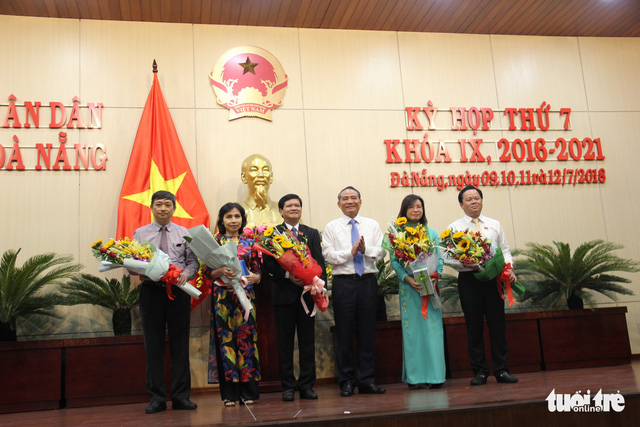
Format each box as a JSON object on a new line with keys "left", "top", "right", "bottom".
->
{"left": 299, "top": 29, "right": 404, "bottom": 110}
{"left": 79, "top": 19, "right": 195, "bottom": 108}
{"left": 491, "top": 35, "right": 588, "bottom": 111}
{"left": 398, "top": 32, "right": 499, "bottom": 109}
{"left": 579, "top": 38, "right": 640, "bottom": 112}
{"left": 0, "top": 16, "right": 80, "bottom": 101}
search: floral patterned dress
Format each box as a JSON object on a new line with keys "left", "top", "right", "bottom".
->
{"left": 208, "top": 234, "right": 261, "bottom": 385}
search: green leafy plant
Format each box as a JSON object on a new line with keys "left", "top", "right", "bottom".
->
{"left": 436, "top": 273, "right": 460, "bottom": 306}
{"left": 515, "top": 240, "right": 638, "bottom": 310}
{"left": 60, "top": 273, "right": 140, "bottom": 335}
{"left": 376, "top": 259, "right": 398, "bottom": 321}
{"left": 0, "top": 248, "right": 82, "bottom": 341}
{"left": 376, "top": 259, "right": 398, "bottom": 298}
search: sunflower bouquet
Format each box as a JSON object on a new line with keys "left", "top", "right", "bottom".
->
{"left": 253, "top": 227, "right": 328, "bottom": 315}
{"left": 438, "top": 228, "right": 493, "bottom": 270}
{"left": 382, "top": 217, "right": 441, "bottom": 309}
{"left": 90, "top": 237, "right": 201, "bottom": 299}
{"left": 439, "top": 228, "right": 524, "bottom": 306}
{"left": 91, "top": 237, "right": 152, "bottom": 264}
{"left": 383, "top": 217, "right": 435, "bottom": 263}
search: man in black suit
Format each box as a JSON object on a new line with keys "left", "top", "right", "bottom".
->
{"left": 262, "top": 194, "right": 327, "bottom": 402}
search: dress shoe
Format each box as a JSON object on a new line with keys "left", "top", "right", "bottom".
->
{"left": 299, "top": 388, "right": 318, "bottom": 400}
{"left": 282, "top": 388, "right": 295, "bottom": 402}
{"left": 429, "top": 383, "right": 444, "bottom": 389}
{"left": 145, "top": 401, "right": 167, "bottom": 414}
{"left": 340, "top": 382, "right": 354, "bottom": 397}
{"left": 172, "top": 399, "right": 197, "bottom": 410}
{"left": 470, "top": 372, "right": 488, "bottom": 386}
{"left": 496, "top": 371, "right": 518, "bottom": 384}
{"left": 358, "top": 383, "right": 386, "bottom": 394}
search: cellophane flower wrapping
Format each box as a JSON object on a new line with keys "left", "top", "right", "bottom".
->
{"left": 474, "top": 246, "right": 504, "bottom": 281}
{"left": 473, "top": 246, "right": 525, "bottom": 297}
{"left": 92, "top": 238, "right": 201, "bottom": 298}
{"left": 254, "top": 227, "right": 328, "bottom": 313}
{"left": 186, "top": 225, "right": 252, "bottom": 319}
{"left": 406, "top": 251, "right": 442, "bottom": 308}
{"left": 276, "top": 250, "right": 322, "bottom": 284}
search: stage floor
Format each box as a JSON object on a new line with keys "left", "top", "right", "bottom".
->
{"left": 1, "top": 362, "right": 639, "bottom": 426}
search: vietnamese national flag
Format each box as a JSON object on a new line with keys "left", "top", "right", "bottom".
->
{"left": 116, "top": 69, "right": 211, "bottom": 308}
{"left": 117, "top": 70, "right": 209, "bottom": 237}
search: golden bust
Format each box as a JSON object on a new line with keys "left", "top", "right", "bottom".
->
{"left": 240, "top": 154, "right": 282, "bottom": 227}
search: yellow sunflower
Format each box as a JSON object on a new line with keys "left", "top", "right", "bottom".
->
{"left": 396, "top": 217, "right": 408, "bottom": 225}
{"left": 103, "top": 238, "right": 115, "bottom": 250}
{"left": 458, "top": 240, "right": 470, "bottom": 251}
{"left": 281, "top": 241, "right": 293, "bottom": 249}
{"left": 452, "top": 231, "right": 464, "bottom": 240}
{"left": 91, "top": 238, "right": 103, "bottom": 249}
{"left": 440, "top": 229, "right": 451, "bottom": 239}
{"left": 264, "top": 228, "right": 274, "bottom": 237}
{"left": 273, "top": 235, "right": 285, "bottom": 244}
{"left": 405, "top": 226, "right": 416, "bottom": 235}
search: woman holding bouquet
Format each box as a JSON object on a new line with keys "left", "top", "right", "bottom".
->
{"left": 207, "top": 203, "right": 261, "bottom": 406}
{"left": 387, "top": 195, "right": 445, "bottom": 389}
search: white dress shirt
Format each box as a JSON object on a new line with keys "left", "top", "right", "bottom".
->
{"left": 322, "top": 214, "right": 385, "bottom": 275}
{"left": 447, "top": 214, "right": 513, "bottom": 271}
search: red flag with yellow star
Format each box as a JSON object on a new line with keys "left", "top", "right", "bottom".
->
{"left": 116, "top": 70, "right": 210, "bottom": 239}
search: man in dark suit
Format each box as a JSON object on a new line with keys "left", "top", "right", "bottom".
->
{"left": 262, "top": 194, "right": 327, "bottom": 402}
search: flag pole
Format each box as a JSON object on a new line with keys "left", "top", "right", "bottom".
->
{"left": 153, "top": 59, "right": 157, "bottom": 73}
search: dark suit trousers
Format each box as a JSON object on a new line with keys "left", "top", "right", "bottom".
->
{"left": 458, "top": 271, "right": 509, "bottom": 375}
{"left": 274, "top": 297, "right": 316, "bottom": 391}
{"left": 332, "top": 274, "right": 377, "bottom": 387}
{"left": 139, "top": 282, "right": 191, "bottom": 402}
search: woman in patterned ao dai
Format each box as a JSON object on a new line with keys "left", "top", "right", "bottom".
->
{"left": 207, "top": 203, "right": 261, "bottom": 406}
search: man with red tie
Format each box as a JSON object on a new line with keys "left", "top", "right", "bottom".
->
{"left": 262, "top": 194, "right": 326, "bottom": 402}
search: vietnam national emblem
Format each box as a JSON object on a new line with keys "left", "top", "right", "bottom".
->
{"left": 209, "top": 46, "right": 288, "bottom": 121}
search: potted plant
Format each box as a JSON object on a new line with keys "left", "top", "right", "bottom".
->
{"left": 434, "top": 273, "right": 460, "bottom": 307}
{"left": 376, "top": 259, "right": 398, "bottom": 321}
{"left": 60, "top": 273, "right": 140, "bottom": 336}
{"left": 515, "top": 240, "right": 638, "bottom": 309}
{"left": 0, "top": 248, "right": 82, "bottom": 341}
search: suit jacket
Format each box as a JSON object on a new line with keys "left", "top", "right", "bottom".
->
{"left": 263, "top": 223, "right": 327, "bottom": 306}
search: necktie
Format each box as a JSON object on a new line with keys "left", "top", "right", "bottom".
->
{"left": 292, "top": 226, "right": 298, "bottom": 238}
{"left": 472, "top": 218, "right": 482, "bottom": 233}
{"left": 350, "top": 219, "right": 364, "bottom": 276}
{"left": 159, "top": 226, "right": 168, "bottom": 253}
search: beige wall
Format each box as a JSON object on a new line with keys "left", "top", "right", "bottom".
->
{"left": 2, "top": 16, "right": 640, "bottom": 387}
